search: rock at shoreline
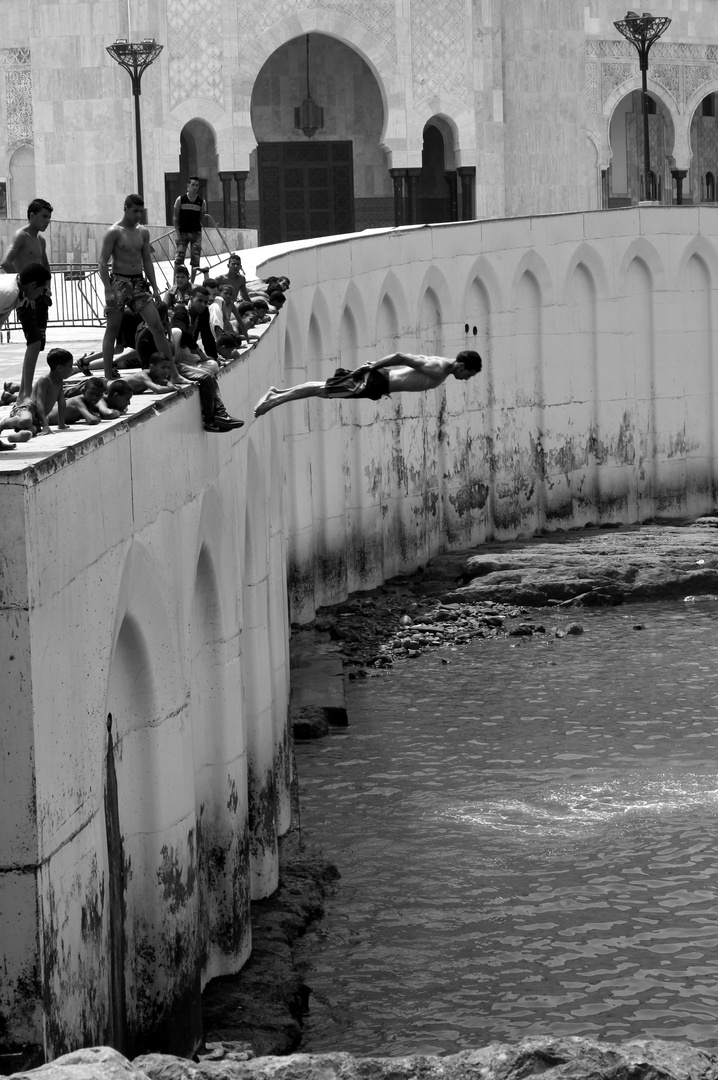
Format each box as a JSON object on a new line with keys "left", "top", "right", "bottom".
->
{"left": 12, "top": 1036, "right": 718, "bottom": 1080}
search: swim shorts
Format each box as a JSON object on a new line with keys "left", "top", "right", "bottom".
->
{"left": 16, "top": 293, "right": 50, "bottom": 349}
{"left": 105, "top": 274, "right": 154, "bottom": 316}
{"left": 324, "top": 366, "right": 391, "bottom": 401}
{"left": 174, "top": 231, "right": 202, "bottom": 269}
{"left": 9, "top": 398, "right": 42, "bottom": 432}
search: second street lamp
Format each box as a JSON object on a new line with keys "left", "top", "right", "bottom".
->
{"left": 613, "top": 11, "right": 671, "bottom": 202}
{"left": 107, "top": 38, "right": 164, "bottom": 204}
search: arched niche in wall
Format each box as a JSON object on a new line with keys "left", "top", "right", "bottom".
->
{"left": 165, "top": 119, "right": 222, "bottom": 227}
{"left": 8, "top": 144, "right": 35, "bottom": 218}
{"left": 689, "top": 90, "right": 718, "bottom": 204}
{"left": 607, "top": 89, "right": 673, "bottom": 205}
{"left": 416, "top": 116, "right": 459, "bottom": 223}
{"left": 248, "top": 33, "right": 392, "bottom": 241}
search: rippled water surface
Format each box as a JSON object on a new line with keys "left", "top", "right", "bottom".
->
{"left": 294, "top": 601, "right": 718, "bottom": 1055}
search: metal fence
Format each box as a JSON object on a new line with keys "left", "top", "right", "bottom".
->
{"left": 3, "top": 222, "right": 234, "bottom": 331}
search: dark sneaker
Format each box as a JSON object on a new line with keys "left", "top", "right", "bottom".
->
{"left": 213, "top": 414, "right": 244, "bottom": 429}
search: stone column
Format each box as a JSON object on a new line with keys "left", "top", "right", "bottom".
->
{"left": 406, "top": 168, "right": 422, "bottom": 224}
{"left": 601, "top": 168, "right": 610, "bottom": 208}
{"left": 671, "top": 168, "right": 687, "bottom": 206}
{"left": 445, "top": 171, "right": 459, "bottom": 221}
{"left": 457, "top": 166, "right": 476, "bottom": 220}
{"left": 390, "top": 169, "right": 407, "bottom": 226}
{"left": 219, "top": 172, "right": 234, "bottom": 227}
{"left": 234, "top": 171, "right": 249, "bottom": 229}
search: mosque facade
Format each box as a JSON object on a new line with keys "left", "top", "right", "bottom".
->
{"left": 2, "top": 1, "right": 717, "bottom": 242}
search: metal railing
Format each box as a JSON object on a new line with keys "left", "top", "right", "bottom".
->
{"left": 2, "top": 220, "right": 237, "bottom": 332}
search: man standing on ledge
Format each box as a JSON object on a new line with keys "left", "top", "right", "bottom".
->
{"left": 173, "top": 176, "right": 206, "bottom": 282}
{"left": 99, "top": 194, "right": 180, "bottom": 385}
{"left": 254, "top": 350, "right": 482, "bottom": 416}
{"left": 0, "top": 197, "right": 54, "bottom": 402}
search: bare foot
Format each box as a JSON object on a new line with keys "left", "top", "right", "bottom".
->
{"left": 7, "top": 430, "right": 32, "bottom": 443}
{"left": 254, "top": 388, "right": 279, "bottom": 417}
{"left": 0, "top": 439, "right": 16, "bottom": 451}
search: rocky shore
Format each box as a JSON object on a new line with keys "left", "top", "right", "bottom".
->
{"left": 304, "top": 520, "right": 718, "bottom": 672}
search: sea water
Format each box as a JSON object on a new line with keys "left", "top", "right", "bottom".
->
{"left": 293, "top": 600, "right": 718, "bottom": 1054}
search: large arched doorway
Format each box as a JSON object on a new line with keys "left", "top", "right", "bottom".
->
{"left": 248, "top": 33, "right": 392, "bottom": 243}
{"left": 689, "top": 91, "right": 718, "bottom": 204}
{"left": 607, "top": 90, "right": 671, "bottom": 204}
{"left": 164, "top": 119, "right": 221, "bottom": 225}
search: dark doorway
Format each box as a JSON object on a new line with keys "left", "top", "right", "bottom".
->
{"left": 417, "top": 125, "right": 451, "bottom": 223}
{"left": 258, "top": 141, "right": 355, "bottom": 244}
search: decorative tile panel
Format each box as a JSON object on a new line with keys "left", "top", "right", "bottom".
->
{"left": 235, "top": 0, "right": 396, "bottom": 60}
{"left": 167, "top": 0, "right": 223, "bottom": 108}
{"left": 587, "top": 40, "right": 718, "bottom": 63}
{"left": 5, "top": 68, "right": 33, "bottom": 149}
{"left": 652, "top": 63, "right": 680, "bottom": 105}
{"left": 601, "top": 62, "right": 633, "bottom": 103}
{"left": 586, "top": 61, "right": 598, "bottom": 134}
{"left": 411, "top": 0, "right": 467, "bottom": 104}
{"left": 0, "top": 48, "right": 31, "bottom": 67}
{"left": 684, "top": 64, "right": 715, "bottom": 107}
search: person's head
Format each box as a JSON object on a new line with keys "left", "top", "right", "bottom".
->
{"left": 453, "top": 350, "right": 482, "bottom": 380}
{"left": 148, "top": 353, "right": 172, "bottom": 384}
{"left": 243, "top": 310, "right": 259, "bottom": 328}
{"left": 236, "top": 300, "right": 254, "bottom": 316}
{"left": 219, "top": 283, "right": 234, "bottom": 304}
{"left": 82, "top": 377, "right": 107, "bottom": 406}
{"left": 227, "top": 254, "right": 243, "bottom": 274}
{"left": 268, "top": 290, "right": 285, "bottom": 310}
{"left": 18, "top": 262, "right": 51, "bottom": 301}
{"left": 123, "top": 193, "right": 145, "bottom": 224}
{"left": 174, "top": 266, "right": 190, "bottom": 287}
{"left": 106, "top": 379, "right": 133, "bottom": 411}
{"left": 190, "top": 285, "right": 210, "bottom": 311}
{"left": 205, "top": 278, "right": 220, "bottom": 300}
{"left": 187, "top": 176, "right": 201, "bottom": 197}
{"left": 277, "top": 276, "right": 290, "bottom": 291}
{"left": 252, "top": 298, "right": 270, "bottom": 323}
{"left": 27, "top": 198, "right": 53, "bottom": 231}
{"left": 216, "top": 333, "right": 238, "bottom": 359}
{"left": 47, "top": 348, "right": 74, "bottom": 378}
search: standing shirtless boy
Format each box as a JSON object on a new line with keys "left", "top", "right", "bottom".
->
{"left": 99, "top": 194, "right": 184, "bottom": 386}
{"left": 0, "top": 198, "right": 53, "bottom": 402}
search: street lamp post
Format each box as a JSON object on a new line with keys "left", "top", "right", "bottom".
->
{"left": 613, "top": 12, "right": 671, "bottom": 202}
{"left": 106, "top": 38, "right": 163, "bottom": 203}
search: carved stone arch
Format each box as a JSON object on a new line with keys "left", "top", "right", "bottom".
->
{"left": 617, "top": 236, "right": 667, "bottom": 293}
{"left": 461, "top": 255, "right": 502, "bottom": 315}
{"left": 603, "top": 78, "right": 681, "bottom": 171}
{"left": 307, "top": 286, "right": 335, "bottom": 377}
{"left": 510, "top": 249, "right": 555, "bottom": 310}
{"left": 164, "top": 102, "right": 233, "bottom": 172}
{"left": 233, "top": 12, "right": 403, "bottom": 169}
{"left": 415, "top": 264, "right": 454, "bottom": 330}
{"left": 676, "top": 234, "right": 718, "bottom": 289}
{"left": 561, "top": 241, "right": 610, "bottom": 302}
{"left": 685, "top": 82, "right": 718, "bottom": 185}
{"left": 339, "top": 280, "right": 370, "bottom": 369}
{"left": 411, "top": 102, "right": 476, "bottom": 165}
{"left": 376, "top": 268, "right": 412, "bottom": 348}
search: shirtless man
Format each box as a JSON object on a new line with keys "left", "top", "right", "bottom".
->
{"left": 0, "top": 346, "right": 73, "bottom": 441}
{"left": 0, "top": 198, "right": 53, "bottom": 401}
{"left": 99, "top": 194, "right": 181, "bottom": 385}
{"left": 254, "top": 350, "right": 482, "bottom": 417}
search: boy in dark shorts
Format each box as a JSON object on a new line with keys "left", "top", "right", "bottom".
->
{"left": 254, "top": 350, "right": 482, "bottom": 417}
{"left": 0, "top": 198, "right": 54, "bottom": 401}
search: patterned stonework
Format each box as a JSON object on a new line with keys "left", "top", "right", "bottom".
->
{"left": 652, "top": 63, "right": 680, "bottom": 105}
{"left": 5, "top": 68, "right": 33, "bottom": 149}
{"left": 586, "top": 62, "right": 598, "bottom": 134}
{"left": 235, "top": 0, "right": 396, "bottom": 59}
{"left": 0, "top": 47, "right": 31, "bottom": 66}
{"left": 411, "top": 0, "right": 467, "bottom": 104}
{"left": 685, "top": 64, "right": 715, "bottom": 106}
{"left": 601, "top": 62, "right": 633, "bottom": 103}
{"left": 167, "top": 0, "right": 223, "bottom": 108}
{"left": 587, "top": 40, "right": 718, "bottom": 62}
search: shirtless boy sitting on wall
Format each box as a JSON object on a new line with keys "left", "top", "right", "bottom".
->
{"left": 254, "top": 350, "right": 482, "bottom": 417}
